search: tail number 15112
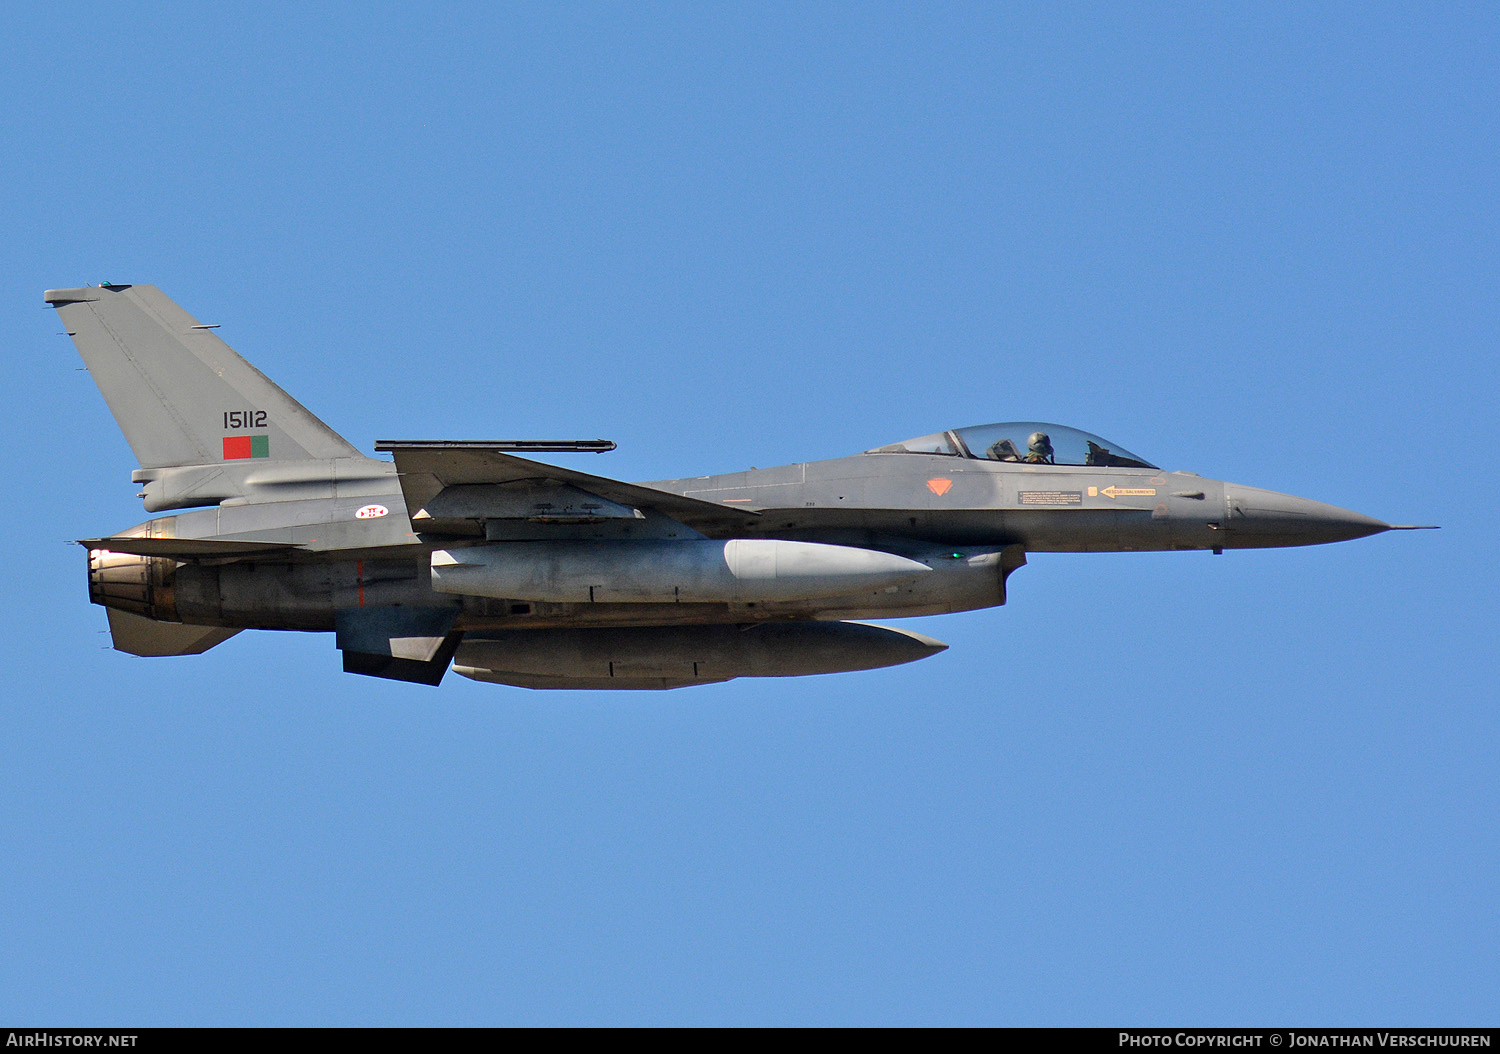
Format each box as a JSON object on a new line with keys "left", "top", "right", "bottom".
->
{"left": 223, "top": 410, "right": 267, "bottom": 429}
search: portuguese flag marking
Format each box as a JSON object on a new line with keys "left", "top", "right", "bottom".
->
{"left": 223, "top": 435, "right": 270, "bottom": 460}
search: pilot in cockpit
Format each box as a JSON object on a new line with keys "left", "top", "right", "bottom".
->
{"left": 1024, "top": 431, "right": 1054, "bottom": 464}
{"left": 986, "top": 431, "right": 1056, "bottom": 463}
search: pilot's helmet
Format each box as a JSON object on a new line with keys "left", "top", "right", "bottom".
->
{"left": 1027, "top": 431, "right": 1053, "bottom": 454}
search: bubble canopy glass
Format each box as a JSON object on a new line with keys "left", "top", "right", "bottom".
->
{"left": 868, "top": 422, "right": 1157, "bottom": 469}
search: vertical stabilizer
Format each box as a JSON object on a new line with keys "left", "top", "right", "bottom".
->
{"left": 46, "top": 284, "right": 361, "bottom": 469}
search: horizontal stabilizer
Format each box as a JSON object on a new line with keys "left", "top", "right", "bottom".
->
{"left": 107, "top": 608, "right": 241, "bottom": 656}
{"left": 80, "top": 537, "right": 299, "bottom": 559}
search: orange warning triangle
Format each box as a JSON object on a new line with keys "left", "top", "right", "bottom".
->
{"left": 927, "top": 478, "right": 953, "bottom": 496}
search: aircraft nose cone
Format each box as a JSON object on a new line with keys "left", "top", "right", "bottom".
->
{"left": 1225, "top": 486, "right": 1390, "bottom": 547}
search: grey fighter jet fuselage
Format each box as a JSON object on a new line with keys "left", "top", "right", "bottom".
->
{"left": 54, "top": 284, "right": 1428, "bottom": 690}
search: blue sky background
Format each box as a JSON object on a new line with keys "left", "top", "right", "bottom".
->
{"left": 2, "top": 2, "right": 1495, "bottom": 1025}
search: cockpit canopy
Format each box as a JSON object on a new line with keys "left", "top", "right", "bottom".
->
{"left": 868, "top": 422, "right": 1157, "bottom": 469}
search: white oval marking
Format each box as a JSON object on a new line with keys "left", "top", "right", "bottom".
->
{"left": 355, "top": 504, "right": 390, "bottom": 520}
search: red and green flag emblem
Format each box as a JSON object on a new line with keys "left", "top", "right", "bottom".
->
{"left": 223, "top": 435, "right": 269, "bottom": 460}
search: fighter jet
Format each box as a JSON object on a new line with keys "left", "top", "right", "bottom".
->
{"left": 50, "top": 283, "right": 1430, "bottom": 690}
